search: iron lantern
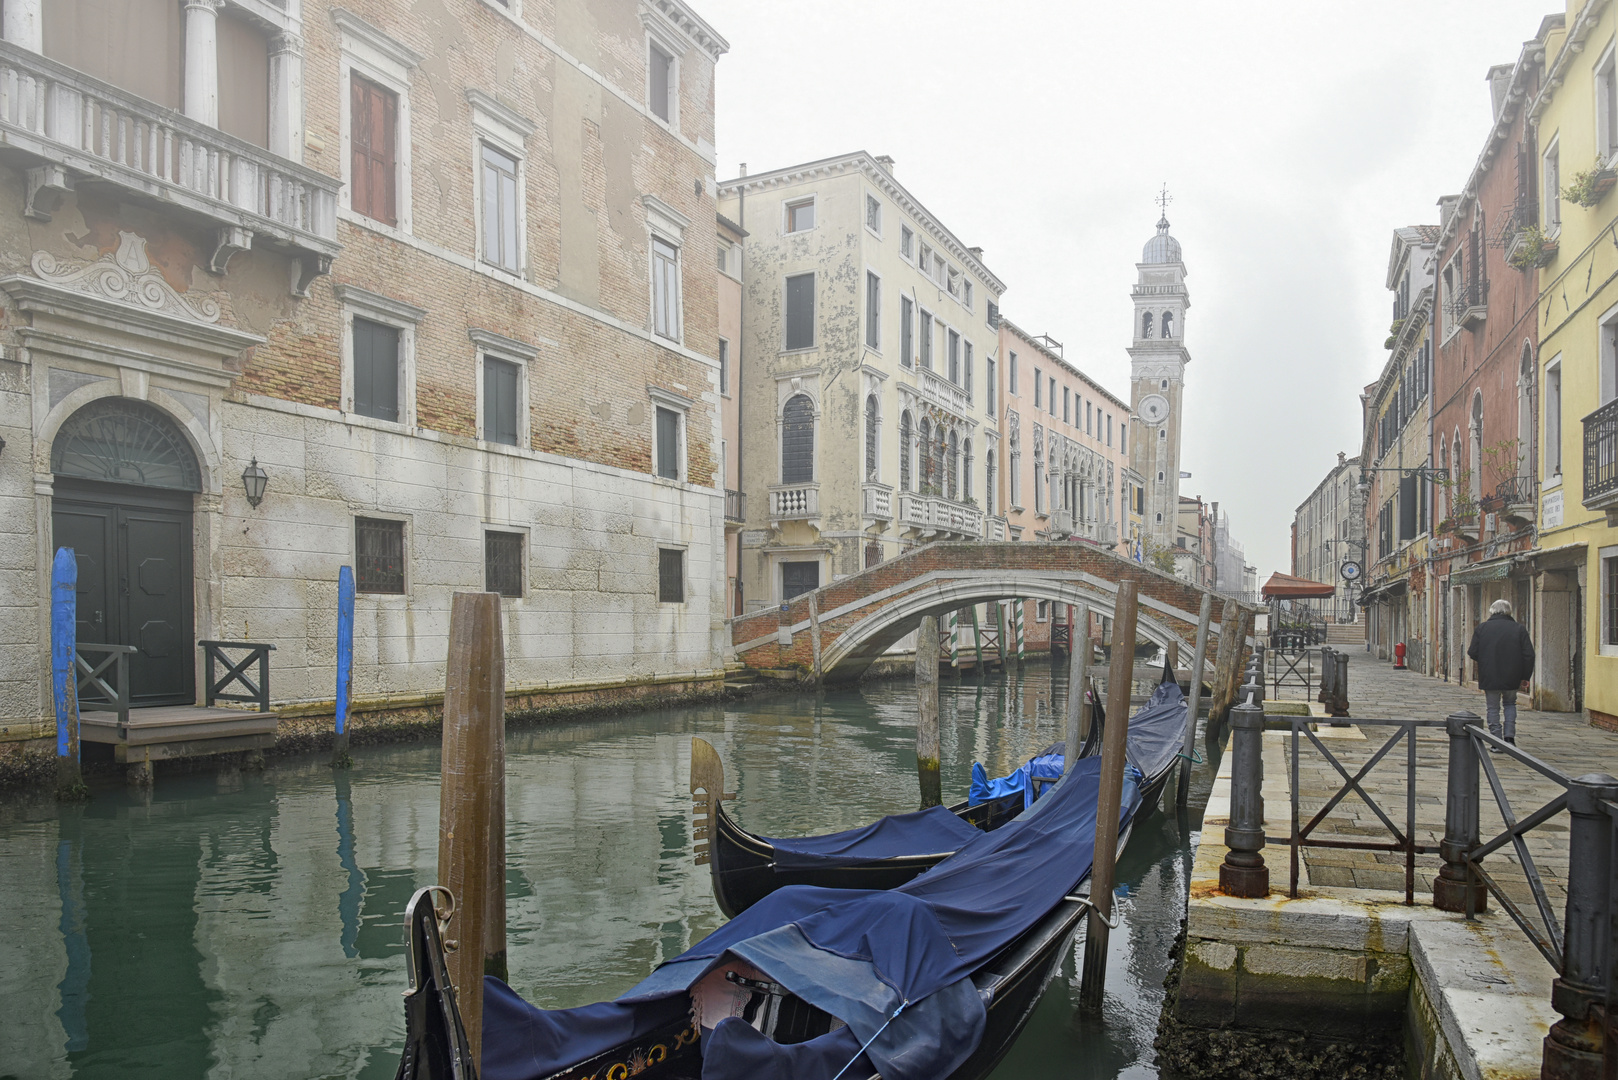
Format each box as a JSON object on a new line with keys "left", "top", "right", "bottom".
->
{"left": 242, "top": 458, "right": 269, "bottom": 508}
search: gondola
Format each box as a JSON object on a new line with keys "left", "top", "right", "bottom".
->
{"left": 394, "top": 751, "right": 1144, "bottom": 1080}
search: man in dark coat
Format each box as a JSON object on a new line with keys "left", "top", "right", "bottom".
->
{"left": 1467, "top": 599, "right": 1536, "bottom": 745}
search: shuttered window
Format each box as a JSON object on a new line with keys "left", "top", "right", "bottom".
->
{"left": 483, "top": 357, "right": 520, "bottom": 445}
{"left": 785, "top": 273, "right": 815, "bottom": 350}
{"left": 655, "top": 406, "right": 681, "bottom": 480}
{"left": 900, "top": 296, "right": 914, "bottom": 368}
{"left": 352, "top": 318, "right": 400, "bottom": 422}
{"left": 484, "top": 531, "right": 523, "bottom": 597}
{"left": 351, "top": 76, "right": 398, "bottom": 226}
{"left": 1399, "top": 473, "right": 1418, "bottom": 541}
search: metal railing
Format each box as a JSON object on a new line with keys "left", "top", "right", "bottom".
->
{"left": 1584, "top": 397, "right": 1618, "bottom": 505}
{"left": 199, "top": 640, "right": 275, "bottom": 712}
{"left": 1445, "top": 280, "right": 1488, "bottom": 327}
{"left": 1494, "top": 474, "right": 1536, "bottom": 509}
{"left": 725, "top": 489, "right": 745, "bottom": 523}
{"left": 75, "top": 642, "right": 136, "bottom": 727}
{"left": 1267, "top": 646, "right": 1316, "bottom": 698}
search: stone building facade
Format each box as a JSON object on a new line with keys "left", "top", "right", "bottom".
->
{"left": 718, "top": 211, "right": 743, "bottom": 615}
{"left": 717, "top": 152, "right": 1005, "bottom": 608}
{"left": 0, "top": 0, "right": 732, "bottom": 750}
{"left": 1291, "top": 451, "right": 1363, "bottom": 622}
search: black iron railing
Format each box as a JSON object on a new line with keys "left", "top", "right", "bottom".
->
{"left": 725, "top": 489, "right": 745, "bottom": 523}
{"left": 199, "top": 640, "right": 275, "bottom": 712}
{"left": 1445, "top": 280, "right": 1488, "bottom": 324}
{"left": 1585, "top": 397, "right": 1618, "bottom": 504}
{"left": 1494, "top": 474, "right": 1535, "bottom": 508}
{"left": 1267, "top": 646, "right": 1316, "bottom": 697}
{"left": 76, "top": 643, "right": 136, "bottom": 727}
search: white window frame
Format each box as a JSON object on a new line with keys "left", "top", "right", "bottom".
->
{"left": 865, "top": 193, "right": 882, "bottom": 237}
{"left": 865, "top": 268, "right": 882, "bottom": 352}
{"left": 467, "top": 90, "right": 534, "bottom": 278}
{"left": 649, "top": 386, "right": 692, "bottom": 483}
{"left": 470, "top": 329, "right": 537, "bottom": 448}
{"left": 1036, "top": 599, "right": 1049, "bottom": 623}
{"left": 1544, "top": 353, "right": 1563, "bottom": 486}
{"left": 784, "top": 195, "right": 817, "bottom": 235}
{"left": 642, "top": 16, "right": 684, "bottom": 133}
{"left": 335, "top": 284, "right": 424, "bottom": 428}
{"left": 1599, "top": 41, "right": 1618, "bottom": 164}
{"left": 334, "top": 8, "right": 419, "bottom": 235}
{"left": 946, "top": 265, "right": 961, "bottom": 299}
{"left": 900, "top": 225, "right": 914, "bottom": 261}
{"left": 1603, "top": 302, "right": 1618, "bottom": 405}
{"left": 1602, "top": 545, "right": 1618, "bottom": 656}
{"left": 1544, "top": 135, "right": 1562, "bottom": 236}
{"left": 644, "top": 195, "right": 691, "bottom": 345}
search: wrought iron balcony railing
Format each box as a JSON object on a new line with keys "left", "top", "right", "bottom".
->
{"left": 724, "top": 489, "right": 745, "bottom": 523}
{"left": 1445, "top": 280, "right": 1488, "bottom": 330}
{"left": 1584, "top": 397, "right": 1618, "bottom": 508}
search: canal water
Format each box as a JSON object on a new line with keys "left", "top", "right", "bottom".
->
{"left": 0, "top": 663, "right": 1221, "bottom": 1080}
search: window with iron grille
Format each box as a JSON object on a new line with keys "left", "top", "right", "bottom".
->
{"left": 356, "top": 517, "right": 405, "bottom": 593}
{"left": 658, "top": 547, "right": 685, "bottom": 603}
{"left": 781, "top": 393, "right": 815, "bottom": 484}
{"left": 485, "top": 531, "right": 523, "bottom": 597}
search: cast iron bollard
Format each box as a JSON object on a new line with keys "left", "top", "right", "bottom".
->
{"left": 1542, "top": 773, "right": 1618, "bottom": 1080}
{"left": 1336, "top": 651, "right": 1350, "bottom": 714}
{"left": 1219, "top": 694, "right": 1269, "bottom": 897}
{"left": 1433, "top": 710, "right": 1487, "bottom": 913}
{"left": 1318, "top": 646, "right": 1336, "bottom": 705}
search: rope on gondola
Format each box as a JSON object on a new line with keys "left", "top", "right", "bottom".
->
{"left": 830, "top": 999, "right": 911, "bottom": 1080}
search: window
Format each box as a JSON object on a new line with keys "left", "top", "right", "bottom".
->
{"left": 658, "top": 547, "right": 685, "bottom": 603}
{"left": 899, "top": 410, "right": 913, "bottom": 491}
{"left": 1162, "top": 311, "right": 1174, "bottom": 338}
{"left": 900, "top": 296, "right": 914, "bottom": 368}
{"left": 985, "top": 450, "right": 995, "bottom": 508}
{"left": 948, "top": 328, "right": 961, "bottom": 384}
{"left": 648, "top": 43, "right": 673, "bottom": 123}
{"left": 865, "top": 194, "right": 881, "bottom": 234}
{"left": 934, "top": 254, "right": 946, "bottom": 284}
{"left": 987, "top": 358, "right": 997, "bottom": 417}
{"left": 1601, "top": 46, "right": 1618, "bottom": 162}
{"left": 1141, "top": 311, "right": 1153, "bottom": 338}
{"left": 717, "top": 239, "right": 731, "bottom": 273}
{"left": 918, "top": 242, "right": 933, "bottom": 277}
{"left": 1107, "top": 414, "right": 1113, "bottom": 447}
{"left": 781, "top": 393, "right": 815, "bottom": 483}
{"left": 1086, "top": 401, "right": 1093, "bottom": 435}
{"left": 1062, "top": 388, "right": 1070, "bottom": 425}
{"left": 987, "top": 301, "right": 999, "bottom": 329}
{"left": 1603, "top": 547, "right": 1618, "bottom": 650}
{"left": 1010, "top": 451, "right": 1021, "bottom": 507}
{"left": 481, "top": 144, "right": 520, "bottom": 272}
{"left": 356, "top": 518, "right": 405, "bottom": 594}
{"left": 1544, "top": 138, "right": 1561, "bottom": 232}
{"left": 1546, "top": 358, "right": 1563, "bottom": 478}
{"left": 919, "top": 309, "right": 934, "bottom": 369}
{"left": 351, "top": 75, "right": 398, "bottom": 226}
{"left": 485, "top": 531, "right": 523, "bottom": 597}
{"left": 1049, "top": 377, "right": 1056, "bottom": 413}
{"left": 482, "top": 355, "right": 520, "bottom": 445}
{"left": 866, "top": 271, "right": 881, "bottom": 349}
{"left": 781, "top": 560, "right": 819, "bottom": 601}
{"left": 865, "top": 394, "right": 879, "bottom": 481}
{"left": 947, "top": 429, "right": 959, "bottom": 499}
{"left": 963, "top": 282, "right": 973, "bottom": 311}
{"left": 655, "top": 405, "right": 682, "bottom": 480}
{"left": 963, "top": 437, "right": 973, "bottom": 502}
{"left": 353, "top": 317, "right": 401, "bottom": 422}
{"left": 1034, "top": 368, "right": 1042, "bottom": 408}
{"left": 785, "top": 273, "right": 815, "bottom": 350}
{"left": 1036, "top": 600, "right": 1049, "bottom": 623}
{"left": 964, "top": 341, "right": 974, "bottom": 401}
{"left": 652, "top": 236, "right": 681, "bottom": 340}
{"left": 786, "top": 198, "right": 815, "bottom": 233}
{"left": 1009, "top": 352, "right": 1018, "bottom": 394}
{"left": 719, "top": 338, "right": 729, "bottom": 394}
{"left": 900, "top": 225, "right": 914, "bottom": 260}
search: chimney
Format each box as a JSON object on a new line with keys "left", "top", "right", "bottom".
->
{"left": 874, "top": 155, "right": 895, "bottom": 174}
{"left": 1338, "top": 451, "right": 1346, "bottom": 467}
{"left": 738, "top": 162, "right": 747, "bottom": 177}
{"left": 1487, "top": 64, "right": 1514, "bottom": 119}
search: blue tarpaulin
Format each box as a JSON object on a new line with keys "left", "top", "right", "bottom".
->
{"left": 481, "top": 755, "right": 1141, "bottom": 1080}
{"left": 967, "top": 744, "right": 1065, "bottom": 809}
{"left": 763, "top": 804, "right": 982, "bottom": 870}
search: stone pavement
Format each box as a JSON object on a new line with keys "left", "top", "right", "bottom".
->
{"left": 1267, "top": 647, "right": 1618, "bottom": 921}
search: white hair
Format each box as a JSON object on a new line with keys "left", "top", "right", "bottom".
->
{"left": 1490, "top": 599, "right": 1513, "bottom": 616}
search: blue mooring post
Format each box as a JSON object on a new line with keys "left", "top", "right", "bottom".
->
{"left": 52, "top": 547, "right": 87, "bottom": 799}
{"left": 332, "top": 565, "right": 355, "bottom": 767}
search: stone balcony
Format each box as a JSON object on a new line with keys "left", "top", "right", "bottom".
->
{"left": 917, "top": 366, "right": 973, "bottom": 418}
{"left": 769, "top": 483, "right": 818, "bottom": 523}
{"left": 898, "top": 492, "right": 983, "bottom": 539}
{"left": 862, "top": 482, "right": 893, "bottom": 522}
{"left": 1050, "top": 509, "right": 1074, "bottom": 537}
{"left": 988, "top": 516, "right": 1007, "bottom": 541}
{"left": 0, "top": 41, "right": 339, "bottom": 292}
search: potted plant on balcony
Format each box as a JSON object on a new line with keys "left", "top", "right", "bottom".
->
{"left": 1563, "top": 163, "right": 1618, "bottom": 208}
{"left": 1508, "top": 224, "right": 1559, "bottom": 269}
{"left": 1385, "top": 317, "right": 1405, "bottom": 350}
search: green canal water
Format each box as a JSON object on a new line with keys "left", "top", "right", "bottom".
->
{"left": 0, "top": 664, "right": 1219, "bottom": 1080}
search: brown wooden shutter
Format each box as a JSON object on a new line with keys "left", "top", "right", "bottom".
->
{"left": 351, "top": 76, "right": 398, "bottom": 226}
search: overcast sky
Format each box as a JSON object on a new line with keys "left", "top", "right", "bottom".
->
{"left": 697, "top": 0, "right": 1552, "bottom": 581}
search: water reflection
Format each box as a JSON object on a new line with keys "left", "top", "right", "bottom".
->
{"left": 0, "top": 663, "right": 1220, "bottom": 1080}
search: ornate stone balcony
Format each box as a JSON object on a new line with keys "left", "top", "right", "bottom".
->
{"left": 1050, "top": 508, "right": 1074, "bottom": 537}
{"left": 862, "top": 482, "right": 893, "bottom": 521}
{"left": 988, "top": 516, "right": 1007, "bottom": 541}
{"left": 0, "top": 41, "right": 339, "bottom": 292}
{"left": 769, "top": 484, "right": 818, "bottom": 523}
{"left": 917, "top": 366, "right": 973, "bottom": 418}
{"left": 897, "top": 492, "right": 983, "bottom": 539}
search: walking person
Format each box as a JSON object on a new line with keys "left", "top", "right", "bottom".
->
{"left": 1467, "top": 599, "right": 1535, "bottom": 747}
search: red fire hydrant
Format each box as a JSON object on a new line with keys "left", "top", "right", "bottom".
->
{"left": 1394, "top": 641, "right": 1407, "bottom": 670}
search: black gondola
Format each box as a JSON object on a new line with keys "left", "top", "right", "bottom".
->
{"left": 395, "top": 754, "right": 1145, "bottom": 1080}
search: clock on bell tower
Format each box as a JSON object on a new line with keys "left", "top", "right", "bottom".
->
{"left": 1128, "top": 187, "right": 1192, "bottom": 553}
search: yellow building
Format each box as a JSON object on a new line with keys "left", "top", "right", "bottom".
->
{"left": 1529, "top": 0, "right": 1618, "bottom": 726}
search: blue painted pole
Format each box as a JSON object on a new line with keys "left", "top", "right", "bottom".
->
{"left": 333, "top": 565, "right": 355, "bottom": 766}
{"left": 51, "top": 547, "right": 86, "bottom": 798}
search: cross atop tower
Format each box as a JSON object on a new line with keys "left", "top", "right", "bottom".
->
{"left": 1155, "top": 184, "right": 1172, "bottom": 227}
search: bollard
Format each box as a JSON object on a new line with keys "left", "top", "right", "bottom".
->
{"left": 1219, "top": 694, "right": 1270, "bottom": 897}
{"left": 1542, "top": 773, "right": 1618, "bottom": 1080}
{"left": 1335, "top": 651, "right": 1351, "bottom": 716}
{"left": 1432, "top": 710, "right": 1487, "bottom": 913}
{"left": 915, "top": 615, "right": 942, "bottom": 808}
{"left": 437, "top": 591, "right": 507, "bottom": 1065}
{"left": 333, "top": 565, "right": 355, "bottom": 768}
{"left": 1065, "top": 603, "right": 1091, "bottom": 774}
{"left": 1177, "top": 594, "right": 1215, "bottom": 807}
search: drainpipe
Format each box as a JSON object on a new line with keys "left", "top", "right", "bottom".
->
{"left": 735, "top": 165, "right": 746, "bottom": 615}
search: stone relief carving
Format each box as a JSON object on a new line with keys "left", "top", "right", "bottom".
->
{"left": 32, "top": 231, "right": 222, "bottom": 324}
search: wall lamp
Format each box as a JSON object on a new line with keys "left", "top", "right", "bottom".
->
{"left": 242, "top": 458, "right": 269, "bottom": 508}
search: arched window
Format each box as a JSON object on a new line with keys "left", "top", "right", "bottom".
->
{"left": 1436, "top": 436, "right": 1448, "bottom": 523}
{"left": 1161, "top": 311, "right": 1175, "bottom": 338}
{"left": 946, "top": 429, "right": 959, "bottom": 500}
{"left": 919, "top": 417, "right": 934, "bottom": 491}
{"left": 864, "top": 394, "right": 880, "bottom": 481}
{"left": 781, "top": 393, "right": 815, "bottom": 484}
{"left": 963, "top": 437, "right": 973, "bottom": 502}
{"left": 899, "top": 410, "right": 913, "bottom": 491}
{"left": 1141, "top": 311, "right": 1153, "bottom": 338}
{"left": 52, "top": 398, "right": 202, "bottom": 491}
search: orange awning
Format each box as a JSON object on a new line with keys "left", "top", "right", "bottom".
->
{"left": 1261, "top": 572, "right": 1336, "bottom": 599}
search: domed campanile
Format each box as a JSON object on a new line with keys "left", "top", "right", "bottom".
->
{"left": 1128, "top": 191, "right": 1192, "bottom": 554}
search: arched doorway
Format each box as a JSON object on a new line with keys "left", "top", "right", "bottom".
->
{"left": 50, "top": 398, "right": 200, "bottom": 707}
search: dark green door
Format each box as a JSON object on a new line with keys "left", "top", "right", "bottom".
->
{"left": 53, "top": 485, "right": 194, "bottom": 707}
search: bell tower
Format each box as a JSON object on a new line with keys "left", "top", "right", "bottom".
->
{"left": 1128, "top": 187, "right": 1192, "bottom": 554}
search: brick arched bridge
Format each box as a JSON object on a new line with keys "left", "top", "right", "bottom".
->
{"left": 731, "top": 542, "right": 1250, "bottom": 683}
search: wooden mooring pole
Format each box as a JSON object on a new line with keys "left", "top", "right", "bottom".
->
{"left": 332, "top": 565, "right": 355, "bottom": 767}
{"left": 1177, "top": 593, "right": 1215, "bottom": 808}
{"left": 437, "top": 591, "right": 507, "bottom": 1063}
{"left": 51, "top": 547, "right": 86, "bottom": 801}
{"left": 1065, "top": 603, "right": 1091, "bottom": 772}
{"left": 916, "top": 615, "right": 942, "bottom": 808}
{"left": 1080, "top": 579, "right": 1139, "bottom": 1011}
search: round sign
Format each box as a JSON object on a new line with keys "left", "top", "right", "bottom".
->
{"left": 1339, "top": 561, "right": 1362, "bottom": 582}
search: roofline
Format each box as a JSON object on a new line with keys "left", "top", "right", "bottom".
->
{"left": 1386, "top": 226, "right": 1438, "bottom": 290}
{"left": 1294, "top": 455, "right": 1362, "bottom": 515}
{"left": 645, "top": 0, "right": 729, "bottom": 60}
{"left": 1528, "top": 3, "right": 1595, "bottom": 127}
{"left": 999, "top": 315, "right": 1131, "bottom": 412}
{"left": 716, "top": 212, "right": 747, "bottom": 238}
{"left": 718, "top": 151, "right": 1007, "bottom": 295}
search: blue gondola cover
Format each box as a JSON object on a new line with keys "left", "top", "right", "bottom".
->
{"left": 764, "top": 805, "right": 982, "bottom": 869}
